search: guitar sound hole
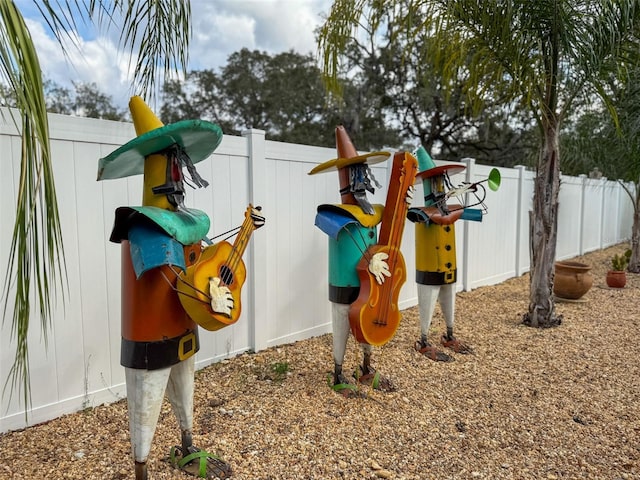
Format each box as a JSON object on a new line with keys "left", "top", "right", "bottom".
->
{"left": 219, "top": 265, "right": 234, "bottom": 286}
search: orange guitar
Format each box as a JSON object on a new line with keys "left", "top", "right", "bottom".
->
{"left": 349, "top": 151, "right": 418, "bottom": 346}
{"left": 178, "top": 205, "right": 264, "bottom": 331}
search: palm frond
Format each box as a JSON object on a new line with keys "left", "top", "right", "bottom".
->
{"left": 1, "top": 0, "right": 192, "bottom": 412}
{"left": 116, "top": 0, "right": 192, "bottom": 99}
{"left": 0, "top": 0, "right": 65, "bottom": 411}
{"left": 35, "top": 1, "right": 192, "bottom": 99}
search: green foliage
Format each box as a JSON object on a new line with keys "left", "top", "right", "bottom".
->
{"left": 611, "top": 249, "right": 632, "bottom": 271}
{"left": 160, "top": 48, "right": 401, "bottom": 149}
{"left": 560, "top": 64, "right": 640, "bottom": 182}
{"left": 0, "top": 81, "right": 17, "bottom": 106}
{"left": 70, "top": 82, "right": 126, "bottom": 120}
{"left": 318, "top": 0, "right": 640, "bottom": 328}
{"left": 253, "top": 361, "right": 290, "bottom": 384}
{"left": 271, "top": 361, "right": 290, "bottom": 377}
{"left": 335, "top": 7, "right": 538, "bottom": 166}
{"left": 160, "top": 41, "right": 538, "bottom": 161}
{"left": 326, "top": 374, "right": 358, "bottom": 394}
{"left": 4, "top": 78, "right": 127, "bottom": 120}
{"left": 330, "top": 382, "right": 357, "bottom": 394}
{"left": 41, "top": 79, "right": 127, "bottom": 120}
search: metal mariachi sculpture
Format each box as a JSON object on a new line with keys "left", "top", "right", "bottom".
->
{"left": 97, "top": 96, "right": 264, "bottom": 480}
{"left": 408, "top": 146, "right": 499, "bottom": 362}
{"left": 309, "top": 126, "right": 416, "bottom": 394}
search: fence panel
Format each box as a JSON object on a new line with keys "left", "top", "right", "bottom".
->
{"left": 0, "top": 111, "right": 634, "bottom": 433}
{"left": 618, "top": 183, "right": 636, "bottom": 242}
{"left": 602, "top": 180, "right": 622, "bottom": 247}
{"left": 581, "top": 177, "right": 605, "bottom": 254}
{"left": 465, "top": 163, "right": 520, "bottom": 289}
{"left": 557, "top": 174, "right": 584, "bottom": 260}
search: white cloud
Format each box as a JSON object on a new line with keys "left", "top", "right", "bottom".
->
{"left": 189, "top": 0, "right": 331, "bottom": 69}
{"left": 25, "top": 18, "right": 136, "bottom": 108}
{"left": 18, "top": 0, "right": 333, "bottom": 109}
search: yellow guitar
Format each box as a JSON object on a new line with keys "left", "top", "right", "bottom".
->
{"left": 178, "top": 205, "right": 264, "bottom": 331}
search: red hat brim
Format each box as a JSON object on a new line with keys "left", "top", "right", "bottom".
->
{"left": 416, "top": 163, "right": 466, "bottom": 179}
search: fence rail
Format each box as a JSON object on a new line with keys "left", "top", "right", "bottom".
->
{"left": 0, "top": 109, "right": 633, "bottom": 432}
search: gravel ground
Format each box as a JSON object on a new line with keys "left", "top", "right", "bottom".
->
{"left": 1, "top": 244, "right": 639, "bottom": 480}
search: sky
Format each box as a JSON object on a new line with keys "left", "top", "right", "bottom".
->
{"left": 16, "top": 0, "right": 333, "bottom": 110}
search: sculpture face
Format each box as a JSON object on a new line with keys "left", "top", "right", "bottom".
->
{"left": 423, "top": 173, "right": 447, "bottom": 210}
{"left": 338, "top": 163, "right": 379, "bottom": 215}
{"left": 143, "top": 150, "right": 185, "bottom": 209}
{"left": 431, "top": 174, "right": 445, "bottom": 195}
{"left": 348, "top": 164, "right": 377, "bottom": 214}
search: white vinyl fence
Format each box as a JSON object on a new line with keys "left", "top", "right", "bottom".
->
{"left": 0, "top": 109, "right": 633, "bottom": 433}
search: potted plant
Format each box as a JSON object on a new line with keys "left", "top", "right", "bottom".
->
{"left": 606, "top": 249, "right": 632, "bottom": 288}
{"left": 553, "top": 261, "right": 593, "bottom": 300}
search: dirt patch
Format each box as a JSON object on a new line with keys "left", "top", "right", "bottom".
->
{"left": 1, "top": 244, "right": 638, "bottom": 479}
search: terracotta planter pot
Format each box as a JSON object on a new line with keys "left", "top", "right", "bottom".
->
{"left": 553, "top": 261, "right": 593, "bottom": 300}
{"left": 606, "top": 270, "right": 627, "bottom": 288}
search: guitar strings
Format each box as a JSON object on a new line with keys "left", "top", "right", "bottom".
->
{"left": 375, "top": 161, "right": 416, "bottom": 326}
{"left": 166, "top": 266, "right": 211, "bottom": 304}
{"left": 343, "top": 225, "right": 375, "bottom": 264}
{"left": 208, "top": 225, "right": 241, "bottom": 243}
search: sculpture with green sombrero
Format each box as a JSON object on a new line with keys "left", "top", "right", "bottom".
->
{"left": 407, "top": 146, "right": 500, "bottom": 362}
{"left": 97, "top": 96, "right": 260, "bottom": 479}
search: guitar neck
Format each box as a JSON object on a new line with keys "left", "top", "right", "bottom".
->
{"left": 378, "top": 152, "right": 418, "bottom": 248}
{"left": 231, "top": 209, "right": 257, "bottom": 258}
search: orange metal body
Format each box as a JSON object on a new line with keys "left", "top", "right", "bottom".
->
{"left": 121, "top": 240, "right": 201, "bottom": 342}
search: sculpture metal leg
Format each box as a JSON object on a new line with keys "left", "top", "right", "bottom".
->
{"left": 125, "top": 365, "right": 172, "bottom": 480}
{"left": 417, "top": 283, "right": 441, "bottom": 343}
{"left": 331, "top": 302, "right": 351, "bottom": 385}
{"left": 166, "top": 355, "right": 195, "bottom": 452}
{"left": 438, "top": 283, "right": 456, "bottom": 338}
{"left": 438, "top": 283, "right": 473, "bottom": 353}
{"left": 415, "top": 284, "right": 453, "bottom": 362}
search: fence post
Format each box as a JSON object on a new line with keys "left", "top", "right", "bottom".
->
{"left": 599, "top": 177, "right": 608, "bottom": 249}
{"left": 615, "top": 179, "right": 624, "bottom": 243}
{"left": 461, "top": 158, "right": 475, "bottom": 291}
{"left": 514, "top": 165, "right": 526, "bottom": 276}
{"left": 242, "top": 129, "right": 269, "bottom": 352}
{"left": 579, "top": 174, "right": 587, "bottom": 255}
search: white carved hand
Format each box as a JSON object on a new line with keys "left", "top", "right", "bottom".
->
{"left": 406, "top": 185, "right": 415, "bottom": 204}
{"left": 369, "top": 252, "right": 391, "bottom": 285}
{"left": 445, "top": 183, "right": 474, "bottom": 199}
{"left": 208, "top": 277, "right": 234, "bottom": 316}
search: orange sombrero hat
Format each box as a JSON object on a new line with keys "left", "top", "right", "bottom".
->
{"left": 308, "top": 125, "right": 390, "bottom": 175}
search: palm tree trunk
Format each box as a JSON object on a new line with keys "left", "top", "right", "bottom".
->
{"left": 524, "top": 119, "right": 563, "bottom": 328}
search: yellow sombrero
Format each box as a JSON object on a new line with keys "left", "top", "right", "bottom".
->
{"left": 97, "top": 96, "right": 223, "bottom": 181}
{"left": 308, "top": 125, "right": 390, "bottom": 175}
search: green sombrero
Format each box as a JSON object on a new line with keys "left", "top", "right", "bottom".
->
{"left": 414, "top": 146, "right": 465, "bottom": 180}
{"left": 97, "top": 96, "right": 223, "bottom": 181}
